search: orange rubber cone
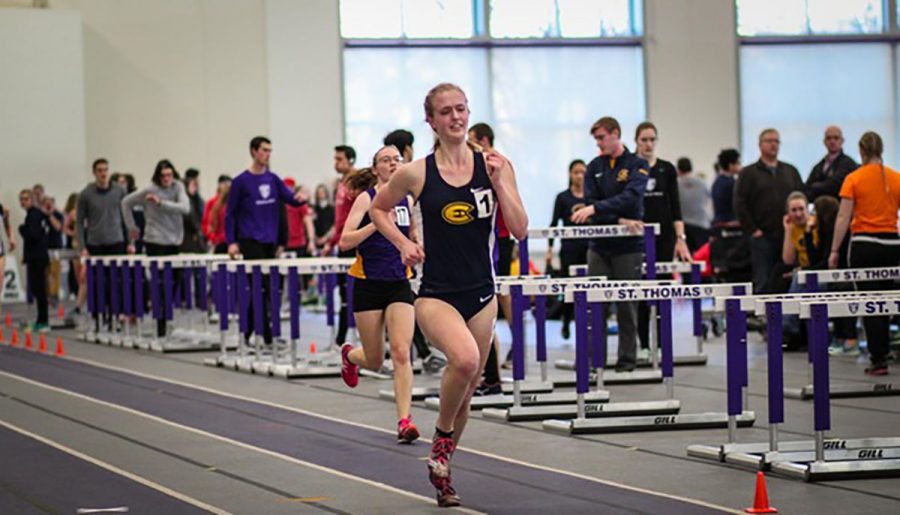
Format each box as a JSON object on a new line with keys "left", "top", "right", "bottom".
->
{"left": 55, "top": 337, "right": 65, "bottom": 356}
{"left": 11, "top": 329, "right": 18, "bottom": 346}
{"left": 39, "top": 333, "right": 47, "bottom": 353}
{"left": 58, "top": 304, "right": 65, "bottom": 320}
{"left": 309, "top": 341, "right": 317, "bottom": 354}
{"left": 745, "top": 471, "right": 777, "bottom": 513}
{"left": 25, "top": 331, "right": 33, "bottom": 350}
{"left": 4, "top": 313, "right": 10, "bottom": 328}
{"left": 0, "top": 328, "right": 5, "bottom": 344}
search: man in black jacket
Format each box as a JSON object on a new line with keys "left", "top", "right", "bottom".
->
{"left": 806, "top": 125, "right": 858, "bottom": 201}
{"left": 573, "top": 116, "right": 649, "bottom": 372}
{"left": 735, "top": 128, "right": 804, "bottom": 293}
{"left": 18, "top": 189, "right": 50, "bottom": 331}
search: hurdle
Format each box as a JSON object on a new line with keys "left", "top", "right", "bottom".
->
{"left": 480, "top": 279, "right": 693, "bottom": 423}
{"left": 557, "top": 260, "right": 709, "bottom": 370}
{"left": 380, "top": 275, "right": 607, "bottom": 404}
{"left": 202, "top": 257, "right": 354, "bottom": 378}
{"left": 539, "top": 282, "right": 755, "bottom": 434}
{"left": 688, "top": 290, "right": 900, "bottom": 472}
{"left": 81, "top": 255, "right": 123, "bottom": 344}
{"left": 133, "top": 254, "right": 230, "bottom": 352}
{"left": 783, "top": 266, "right": 900, "bottom": 399}
{"left": 415, "top": 275, "right": 626, "bottom": 411}
{"left": 774, "top": 297, "right": 900, "bottom": 479}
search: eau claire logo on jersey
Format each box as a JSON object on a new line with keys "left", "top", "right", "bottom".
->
{"left": 259, "top": 183, "right": 271, "bottom": 199}
{"left": 441, "top": 201, "right": 475, "bottom": 225}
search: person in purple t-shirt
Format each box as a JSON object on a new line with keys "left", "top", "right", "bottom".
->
{"left": 225, "top": 136, "right": 307, "bottom": 344}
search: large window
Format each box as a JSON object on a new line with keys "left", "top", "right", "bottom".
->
{"left": 341, "top": 1, "right": 645, "bottom": 247}
{"left": 737, "top": 0, "right": 900, "bottom": 176}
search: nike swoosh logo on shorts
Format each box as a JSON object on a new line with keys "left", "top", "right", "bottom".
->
{"left": 479, "top": 295, "right": 492, "bottom": 303}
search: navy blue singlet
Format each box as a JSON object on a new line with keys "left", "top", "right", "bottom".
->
{"left": 348, "top": 188, "right": 411, "bottom": 281}
{"left": 418, "top": 152, "right": 496, "bottom": 295}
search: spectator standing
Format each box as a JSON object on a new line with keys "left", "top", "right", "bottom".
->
{"left": 735, "top": 128, "right": 804, "bottom": 293}
{"left": 19, "top": 189, "right": 50, "bottom": 331}
{"left": 806, "top": 125, "right": 858, "bottom": 201}
{"left": 676, "top": 157, "right": 711, "bottom": 252}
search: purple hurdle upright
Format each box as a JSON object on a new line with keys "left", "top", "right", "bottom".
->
{"left": 95, "top": 260, "right": 106, "bottom": 334}
{"left": 725, "top": 297, "right": 748, "bottom": 442}
{"left": 269, "top": 266, "right": 282, "bottom": 365}
{"left": 659, "top": 298, "right": 675, "bottom": 398}
{"left": 510, "top": 284, "right": 525, "bottom": 406}
{"left": 121, "top": 260, "right": 132, "bottom": 345}
{"left": 690, "top": 263, "right": 704, "bottom": 355}
{"left": 216, "top": 262, "right": 229, "bottom": 361}
{"left": 765, "top": 301, "right": 785, "bottom": 452}
{"left": 109, "top": 260, "right": 120, "bottom": 340}
{"left": 237, "top": 264, "right": 249, "bottom": 357}
{"left": 574, "top": 290, "right": 590, "bottom": 419}
{"left": 85, "top": 259, "right": 95, "bottom": 336}
{"left": 810, "top": 303, "right": 830, "bottom": 462}
{"left": 134, "top": 260, "right": 144, "bottom": 342}
{"left": 325, "top": 273, "right": 336, "bottom": 343}
{"left": 589, "top": 300, "right": 606, "bottom": 391}
{"left": 150, "top": 262, "right": 161, "bottom": 345}
{"left": 252, "top": 265, "right": 264, "bottom": 356}
{"left": 643, "top": 225, "right": 659, "bottom": 369}
{"left": 288, "top": 266, "right": 301, "bottom": 367}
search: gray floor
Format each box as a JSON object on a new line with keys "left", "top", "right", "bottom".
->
{"left": 1, "top": 301, "right": 898, "bottom": 514}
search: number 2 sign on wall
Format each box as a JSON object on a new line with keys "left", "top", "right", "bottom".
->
{"left": 1, "top": 257, "right": 26, "bottom": 303}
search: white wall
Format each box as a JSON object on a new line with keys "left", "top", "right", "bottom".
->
{"left": 0, "top": 7, "right": 86, "bottom": 227}
{"left": 265, "top": 0, "right": 344, "bottom": 189}
{"left": 48, "top": 0, "right": 270, "bottom": 195}
{"left": 643, "top": 0, "right": 740, "bottom": 180}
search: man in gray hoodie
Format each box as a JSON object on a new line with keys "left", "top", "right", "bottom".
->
{"left": 77, "top": 158, "right": 127, "bottom": 331}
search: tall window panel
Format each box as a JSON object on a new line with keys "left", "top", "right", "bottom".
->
{"left": 739, "top": 43, "right": 896, "bottom": 177}
{"left": 343, "top": 48, "right": 491, "bottom": 165}
{"left": 491, "top": 47, "right": 645, "bottom": 233}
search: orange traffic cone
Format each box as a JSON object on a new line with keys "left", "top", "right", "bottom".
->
{"left": 745, "top": 471, "right": 777, "bottom": 513}
{"left": 57, "top": 304, "right": 65, "bottom": 320}
{"left": 309, "top": 341, "right": 317, "bottom": 354}
{"left": 4, "top": 313, "right": 11, "bottom": 328}
{"left": 0, "top": 328, "right": 5, "bottom": 344}
{"left": 25, "top": 331, "right": 33, "bottom": 350}
{"left": 55, "top": 337, "right": 65, "bottom": 357}
{"left": 11, "top": 329, "right": 18, "bottom": 346}
{"left": 39, "top": 333, "right": 47, "bottom": 353}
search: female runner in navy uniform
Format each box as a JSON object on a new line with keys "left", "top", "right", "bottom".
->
{"left": 339, "top": 145, "right": 419, "bottom": 444}
{"left": 371, "top": 83, "right": 528, "bottom": 507}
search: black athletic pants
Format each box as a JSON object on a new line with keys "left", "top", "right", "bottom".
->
{"left": 145, "top": 243, "right": 180, "bottom": 337}
{"left": 240, "top": 238, "right": 276, "bottom": 344}
{"left": 848, "top": 234, "right": 900, "bottom": 364}
{"left": 27, "top": 260, "right": 49, "bottom": 325}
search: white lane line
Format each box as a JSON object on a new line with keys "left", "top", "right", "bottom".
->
{"left": 55, "top": 353, "right": 739, "bottom": 514}
{"left": 0, "top": 371, "right": 482, "bottom": 515}
{"left": 0, "top": 418, "right": 230, "bottom": 515}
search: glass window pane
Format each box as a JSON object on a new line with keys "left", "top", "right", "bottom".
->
{"left": 491, "top": 0, "right": 638, "bottom": 38}
{"left": 737, "top": 0, "right": 807, "bottom": 36}
{"left": 340, "top": 0, "right": 403, "bottom": 39}
{"left": 402, "top": 0, "right": 474, "bottom": 38}
{"left": 490, "top": 0, "right": 557, "bottom": 38}
{"left": 740, "top": 43, "right": 896, "bottom": 178}
{"left": 343, "top": 48, "right": 491, "bottom": 164}
{"left": 559, "top": 0, "right": 634, "bottom": 37}
{"left": 491, "top": 47, "right": 645, "bottom": 249}
{"left": 807, "top": 0, "right": 882, "bottom": 34}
